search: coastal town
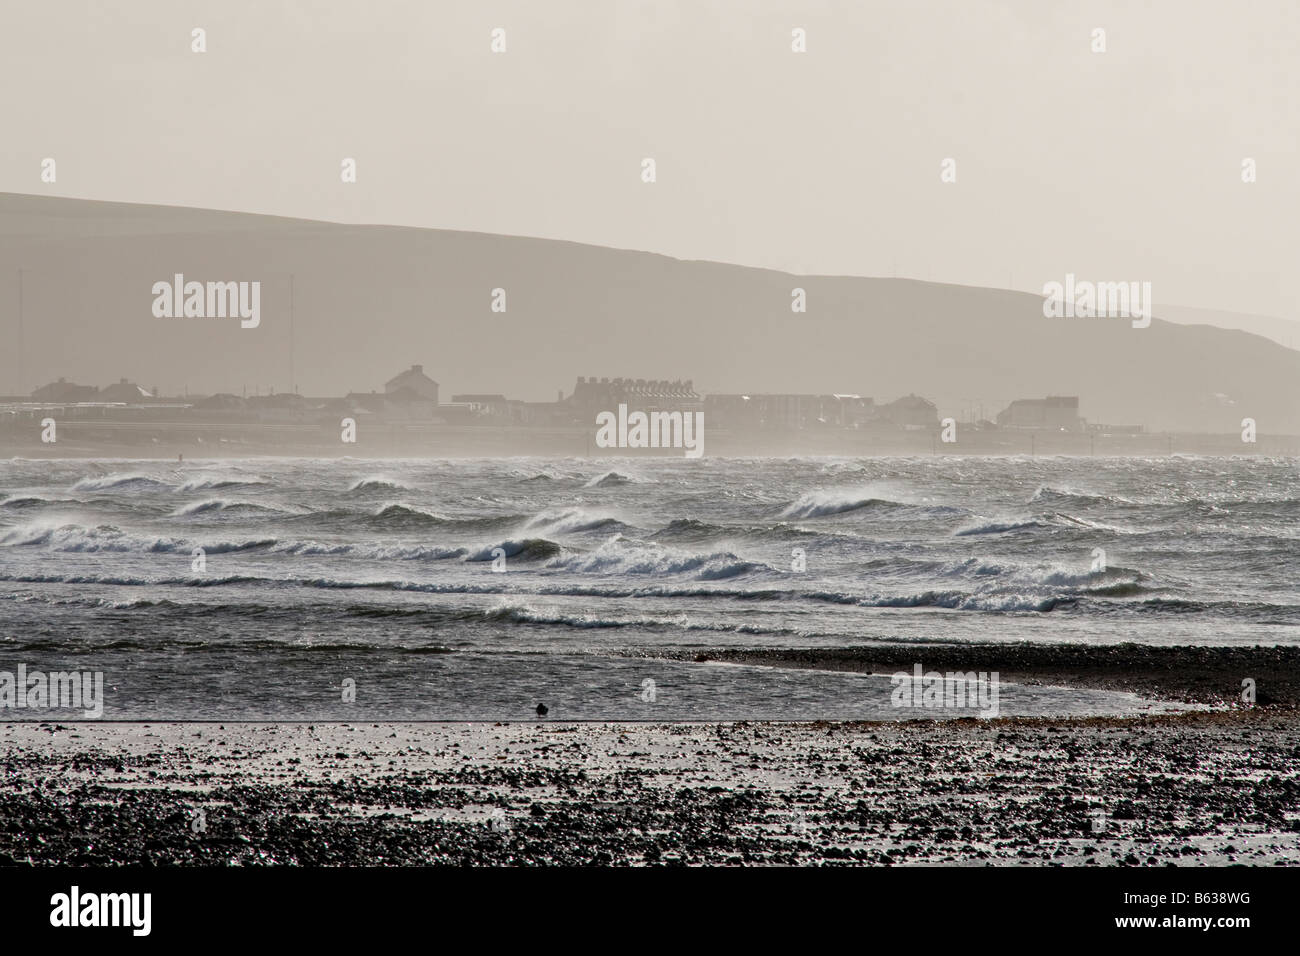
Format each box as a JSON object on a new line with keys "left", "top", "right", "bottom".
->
{"left": 12, "top": 363, "right": 1280, "bottom": 457}
{"left": 0, "top": 363, "right": 1176, "bottom": 457}
{"left": 2, "top": 363, "right": 1114, "bottom": 434}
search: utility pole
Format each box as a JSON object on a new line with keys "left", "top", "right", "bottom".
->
{"left": 289, "top": 273, "right": 295, "bottom": 395}
{"left": 16, "top": 268, "right": 24, "bottom": 397}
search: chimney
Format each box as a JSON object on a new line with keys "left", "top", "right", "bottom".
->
{"left": 412, "top": 364, "right": 422, "bottom": 374}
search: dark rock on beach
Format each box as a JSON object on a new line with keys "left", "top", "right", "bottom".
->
{"left": 1, "top": 708, "right": 1297, "bottom": 866}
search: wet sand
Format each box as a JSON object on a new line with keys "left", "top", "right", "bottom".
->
{"left": 2, "top": 706, "right": 1297, "bottom": 866}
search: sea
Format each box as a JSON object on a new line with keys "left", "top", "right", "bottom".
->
{"left": 1, "top": 456, "right": 1296, "bottom": 720}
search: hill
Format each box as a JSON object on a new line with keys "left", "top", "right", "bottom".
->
{"left": 2, "top": 193, "right": 1296, "bottom": 433}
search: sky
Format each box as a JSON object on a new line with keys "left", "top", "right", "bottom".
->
{"left": 1, "top": 0, "right": 1297, "bottom": 318}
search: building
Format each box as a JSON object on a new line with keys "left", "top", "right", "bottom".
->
{"left": 343, "top": 387, "right": 441, "bottom": 423}
{"left": 382, "top": 385, "right": 441, "bottom": 421}
{"left": 31, "top": 378, "right": 99, "bottom": 403}
{"left": 827, "top": 394, "right": 875, "bottom": 427}
{"left": 757, "top": 395, "right": 816, "bottom": 429}
{"left": 450, "top": 394, "right": 531, "bottom": 425}
{"left": 568, "top": 377, "right": 701, "bottom": 422}
{"left": 384, "top": 364, "right": 439, "bottom": 403}
{"left": 1087, "top": 422, "right": 1144, "bottom": 435}
{"left": 193, "top": 393, "right": 248, "bottom": 413}
{"left": 98, "top": 378, "right": 154, "bottom": 403}
{"left": 702, "top": 394, "right": 875, "bottom": 430}
{"left": 878, "top": 394, "right": 940, "bottom": 429}
{"left": 702, "top": 394, "right": 757, "bottom": 429}
{"left": 996, "top": 396, "right": 1082, "bottom": 430}
{"left": 245, "top": 392, "right": 320, "bottom": 423}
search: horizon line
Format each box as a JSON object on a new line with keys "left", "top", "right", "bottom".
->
{"left": 5, "top": 189, "right": 1293, "bottom": 328}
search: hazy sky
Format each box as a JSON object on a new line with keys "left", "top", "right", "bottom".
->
{"left": 2, "top": 0, "right": 1297, "bottom": 317}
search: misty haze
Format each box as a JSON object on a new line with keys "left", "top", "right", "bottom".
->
{"left": 0, "top": 0, "right": 1296, "bottom": 895}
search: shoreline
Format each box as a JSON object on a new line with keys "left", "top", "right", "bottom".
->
{"left": 644, "top": 643, "right": 1300, "bottom": 709}
{"left": 4, "top": 428, "right": 1299, "bottom": 460}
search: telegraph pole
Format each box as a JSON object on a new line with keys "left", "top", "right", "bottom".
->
{"left": 289, "top": 273, "right": 296, "bottom": 394}
{"left": 16, "top": 268, "right": 24, "bottom": 397}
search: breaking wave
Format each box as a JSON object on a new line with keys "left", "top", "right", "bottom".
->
{"left": 1030, "top": 486, "right": 1137, "bottom": 507}
{"left": 585, "top": 471, "right": 638, "bottom": 488}
{"left": 0, "top": 495, "right": 83, "bottom": 509}
{"left": 466, "top": 538, "right": 565, "bottom": 562}
{"left": 171, "top": 498, "right": 295, "bottom": 517}
{"left": 0, "top": 521, "right": 276, "bottom": 553}
{"left": 176, "top": 475, "right": 271, "bottom": 492}
{"left": 524, "top": 508, "right": 630, "bottom": 536}
{"left": 72, "top": 473, "right": 172, "bottom": 493}
{"left": 781, "top": 489, "right": 906, "bottom": 519}
{"left": 549, "top": 538, "right": 770, "bottom": 580}
{"left": 954, "top": 517, "right": 1048, "bottom": 536}
{"left": 348, "top": 476, "right": 414, "bottom": 493}
{"left": 371, "top": 502, "right": 452, "bottom": 525}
